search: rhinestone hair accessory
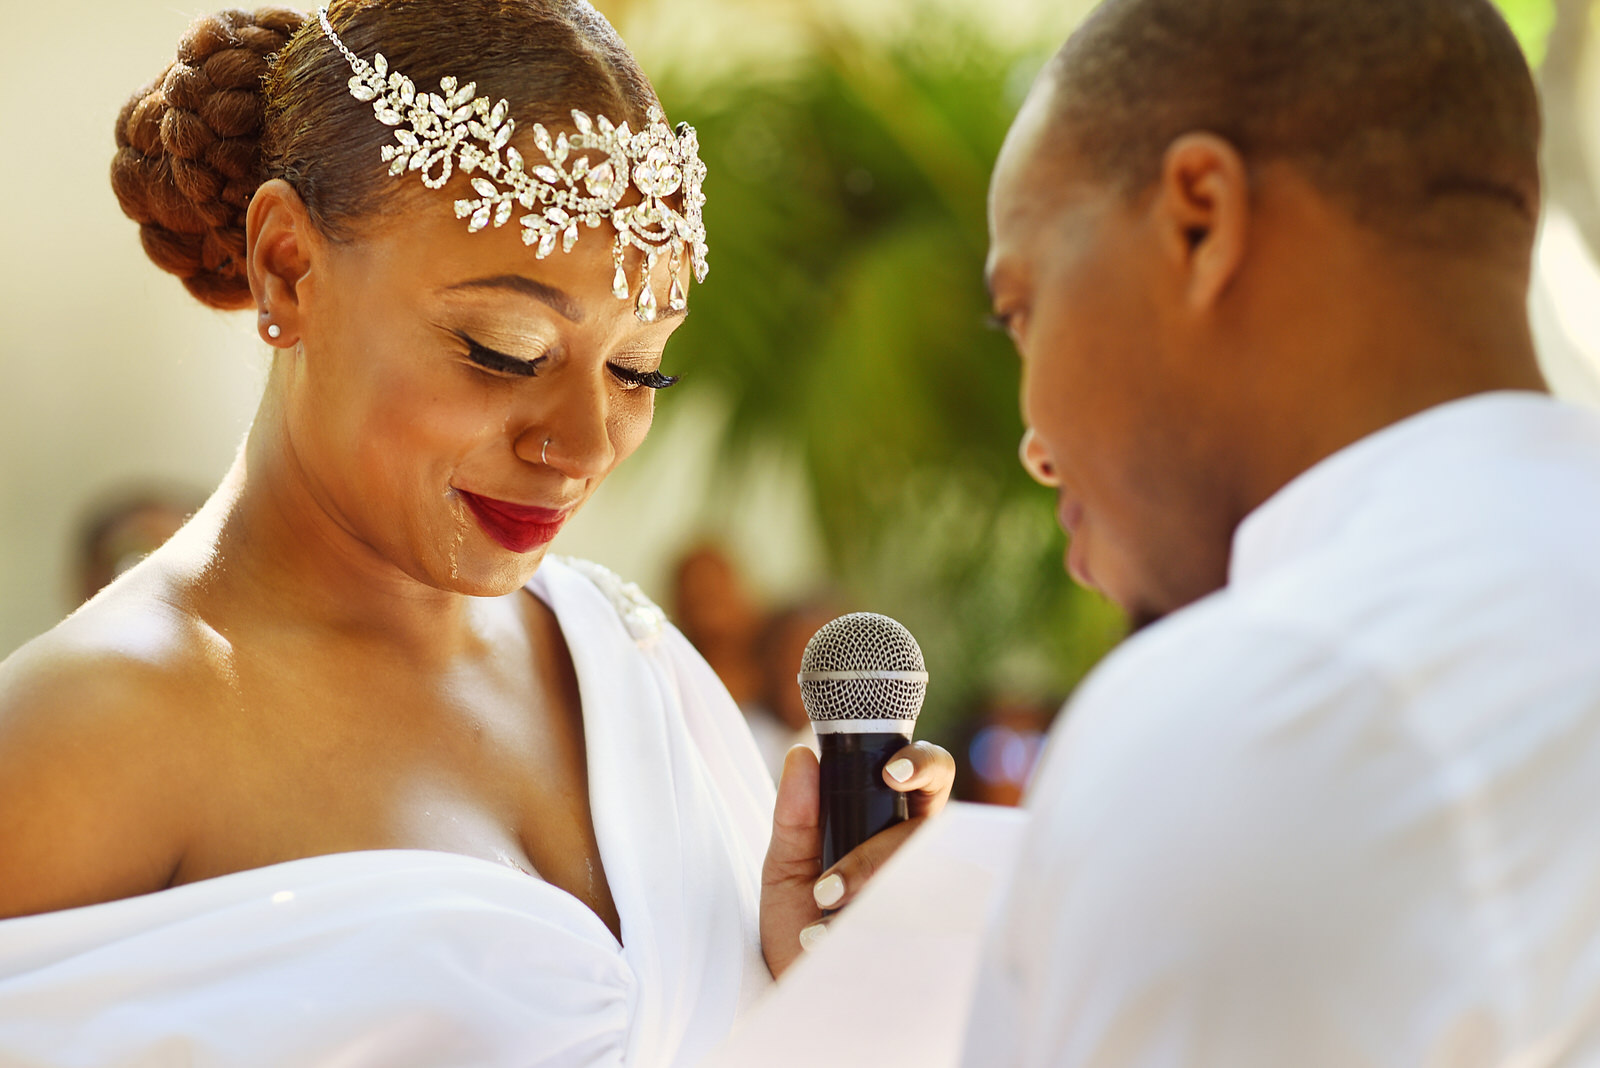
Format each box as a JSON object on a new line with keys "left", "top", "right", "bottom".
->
{"left": 798, "top": 613, "right": 928, "bottom": 734}
{"left": 316, "top": 6, "right": 707, "bottom": 323}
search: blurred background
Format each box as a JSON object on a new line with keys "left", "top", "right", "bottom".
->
{"left": 3, "top": 0, "right": 1599, "bottom": 801}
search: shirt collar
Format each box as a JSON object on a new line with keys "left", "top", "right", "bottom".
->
{"left": 1228, "top": 391, "right": 1557, "bottom": 589}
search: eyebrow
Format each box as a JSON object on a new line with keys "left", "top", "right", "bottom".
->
{"left": 443, "top": 274, "right": 690, "bottom": 323}
{"left": 443, "top": 275, "right": 586, "bottom": 322}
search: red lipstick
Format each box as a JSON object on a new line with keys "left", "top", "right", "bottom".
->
{"left": 457, "top": 490, "right": 568, "bottom": 553}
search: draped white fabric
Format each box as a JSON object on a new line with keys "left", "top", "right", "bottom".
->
{"left": 0, "top": 556, "right": 774, "bottom": 1067}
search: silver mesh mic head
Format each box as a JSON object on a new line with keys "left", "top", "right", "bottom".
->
{"left": 798, "top": 613, "right": 927, "bottom": 733}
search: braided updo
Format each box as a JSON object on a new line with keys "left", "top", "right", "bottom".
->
{"left": 113, "top": 9, "right": 302, "bottom": 309}
{"left": 112, "top": 1, "right": 660, "bottom": 311}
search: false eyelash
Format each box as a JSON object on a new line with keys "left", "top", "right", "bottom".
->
{"left": 457, "top": 330, "right": 677, "bottom": 389}
{"left": 610, "top": 365, "right": 680, "bottom": 390}
{"left": 458, "top": 332, "right": 545, "bottom": 377}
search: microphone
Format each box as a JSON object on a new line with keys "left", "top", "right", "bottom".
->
{"left": 797, "top": 612, "right": 928, "bottom": 876}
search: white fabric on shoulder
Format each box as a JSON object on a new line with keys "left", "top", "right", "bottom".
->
{"left": 0, "top": 851, "right": 633, "bottom": 1067}
{"left": 536, "top": 556, "right": 775, "bottom": 1042}
{"left": 0, "top": 555, "right": 773, "bottom": 1067}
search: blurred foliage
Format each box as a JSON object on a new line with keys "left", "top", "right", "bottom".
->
{"left": 657, "top": 19, "right": 1125, "bottom": 741}
{"left": 1492, "top": 0, "right": 1556, "bottom": 65}
{"left": 649, "top": 0, "right": 1564, "bottom": 742}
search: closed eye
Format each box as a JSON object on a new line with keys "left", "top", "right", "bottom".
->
{"left": 457, "top": 331, "right": 545, "bottom": 377}
{"left": 609, "top": 364, "right": 680, "bottom": 390}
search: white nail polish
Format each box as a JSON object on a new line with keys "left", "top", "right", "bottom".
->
{"left": 886, "top": 758, "right": 914, "bottom": 783}
{"left": 813, "top": 872, "right": 845, "bottom": 909}
{"left": 799, "top": 923, "right": 828, "bottom": 952}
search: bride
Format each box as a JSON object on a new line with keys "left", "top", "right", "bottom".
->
{"left": 0, "top": 2, "right": 952, "bottom": 1063}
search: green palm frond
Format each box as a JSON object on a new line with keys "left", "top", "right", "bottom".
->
{"left": 656, "top": 16, "right": 1124, "bottom": 737}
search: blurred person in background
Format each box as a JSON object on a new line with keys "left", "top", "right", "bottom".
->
{"left": 74, "top": 486, "right": 205, "bottom": 603}
{"left": 746, "top": 598, "right": 834, "bottom": 780}
{"left": 670, "top": 541, "right": 764, "bottom": 708}
{"left": 968, "top": 0, "right": 1600, "bottom": 1062}
{"left": 954, "top": 694, "right": 1050, "bottom": 808}
{"left": 0, "top": 3, "right": 951, "bottom": 1063}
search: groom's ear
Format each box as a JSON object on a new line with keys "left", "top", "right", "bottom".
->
{"left": 1150, "top": 133, "right": 1250, "bottom": 314}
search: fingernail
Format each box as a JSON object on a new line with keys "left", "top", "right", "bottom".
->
{"left": 799, "top": 922, "right": 828, "bottom": 951}
{"left": 813, "top": 872, "right": 845, "bottom": 909}
{"left": 886, "top": 758, "right": 914, "bottom": 783}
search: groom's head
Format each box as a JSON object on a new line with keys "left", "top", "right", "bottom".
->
{"left": 989, "top": 0, "right": 1543, "bottom": 628}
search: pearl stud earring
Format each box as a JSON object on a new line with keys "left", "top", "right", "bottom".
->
{"left": 266, "top": 323, "right": 282, "bottom": 339}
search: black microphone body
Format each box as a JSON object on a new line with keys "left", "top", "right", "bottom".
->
{"left": 798, "top": 612, "right": 929, "bottom": 885}
{"left": 818, "top": 730, "right": 911, "bottom": 870}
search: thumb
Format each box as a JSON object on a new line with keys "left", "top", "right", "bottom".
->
{"left": 765, "top": 744, "right": 821, "bottom": 881}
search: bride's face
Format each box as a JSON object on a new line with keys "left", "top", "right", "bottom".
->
{"left": 280, "top": 190, "right": 688, "bottom": 596}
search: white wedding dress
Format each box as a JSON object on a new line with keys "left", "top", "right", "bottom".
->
{"left": 0, "top": 556, "right": 775, "bottom": 1067}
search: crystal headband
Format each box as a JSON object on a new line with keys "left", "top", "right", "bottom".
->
{"left": 316, "top": 6, "right": 708, "bottom": 322}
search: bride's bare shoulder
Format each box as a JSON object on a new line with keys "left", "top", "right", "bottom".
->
{"left": 0, "top": 573, "right": 224, "bottom": 919}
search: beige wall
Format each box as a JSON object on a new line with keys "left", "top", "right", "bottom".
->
{"left": 0, "top": 2, "right": 270, "bottom": 655}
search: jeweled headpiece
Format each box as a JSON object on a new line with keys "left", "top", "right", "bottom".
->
{"left": 316, "top": 6, "right": 707, "bottom": 322}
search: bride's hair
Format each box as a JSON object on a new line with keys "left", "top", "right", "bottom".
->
{"left": 111, "top": 1, "right": 658, "bottom": 310}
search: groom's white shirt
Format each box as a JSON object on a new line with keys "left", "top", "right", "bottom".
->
{"left": 965, "top": 392, "right": 1600, "bottom": 1066}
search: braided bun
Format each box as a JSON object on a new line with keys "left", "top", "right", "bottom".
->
{"left": 111, "top": 8, "right": 305, "bottom": 310}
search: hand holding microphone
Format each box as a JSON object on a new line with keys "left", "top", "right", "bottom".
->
{"left": 758, "top": 612, "right": 956, "bottom": 978}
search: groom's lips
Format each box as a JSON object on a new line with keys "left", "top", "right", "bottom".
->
{"left": 458, "top": 490, "right": 569, "bottom": 553}
{"left": 1058, "top": 499, "right": 1093, "bottom": 588}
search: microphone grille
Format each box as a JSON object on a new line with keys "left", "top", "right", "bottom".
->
{"left": 798, "top": 612, "right": 927, "bottom": 725}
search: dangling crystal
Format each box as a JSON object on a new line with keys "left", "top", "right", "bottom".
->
{"left": 613, "top": 264, "right": 630, "bottom": 300}
{"left": 635, "top": 280, "right": 658, "bottom": 323}
{"left": 669, "top": 276, "right": 686, "bottom": 312}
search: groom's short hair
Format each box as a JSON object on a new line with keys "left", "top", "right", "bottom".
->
{"left": 1043, "top": 0, "right": 1541, "bottom": 240}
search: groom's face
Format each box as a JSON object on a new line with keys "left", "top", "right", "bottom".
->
{"left": 986, "top": 84, "right": 1225, "bottom": 628}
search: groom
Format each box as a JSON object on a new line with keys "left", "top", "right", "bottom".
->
{"left": 968, "top": 0, "right": 1600, "bottom": 1062}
